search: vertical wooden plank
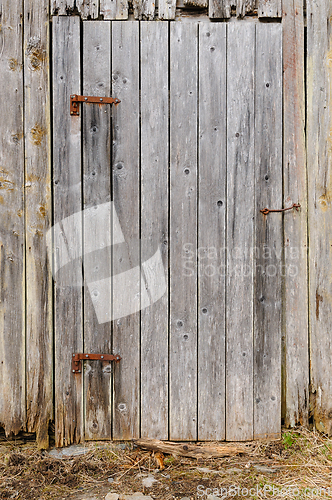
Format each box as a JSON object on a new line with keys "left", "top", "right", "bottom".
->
{"left": 140, "top": 22, "right": 168, "bottom": 439}
{"left": 112, "top": 21, "right": 140, "bottom": 440}
{"left": 24, "top": 0, "right": 52, "bottom": 449}
{"left": 0, "top": 0, "right": 25, "bottom": 437}
{"left": 158, "top": 0, "right": 176, "bottom": 20}
{"left": 226, "top": 23, "right": 255, "bottom": 442}
{"left": 209, "top": 0, "right": 231, "bottom": 18}
{"left": 307, "top": 0, "right": 332, "bottom": 434}
{"left": 254, "top": 23, "right": 282, "bottom": 440}
{"left": 170, "top": 22, "right": 198, "bottom": 441}
{"left": 133, "top": 0, "right": 155, "bottom": 20}
{"left": 53, "top": 16, "right": 83, "bottom": 447}
{"left": 51, "top": 0, "right": 75, "bottom": 15}
{"left": 198, "top": 23, "right": 226, "bottom": 441}
{"left": 100, "top": 0, "right": 128, "bottom": 19}
{"left": 82, "top": 21, "right": 112, "bottom": 440}
{"left": 283, "top": 0, "right": 309, "bottom": 428}
{"left": 258, "top": 0, "right": 281, "bottom": 18}
{"left": 77, "top": 0, "right": 99, "bottom": 19}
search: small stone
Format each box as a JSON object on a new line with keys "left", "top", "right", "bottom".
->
{"left": 142, "top": 475, "right": 158, "bottom": 488}
{"left": 48, "top": 444, "right": 89, "bottom": 459}
{"left": 105, "top": 494, "right": 119, "bottom": 500}
{"left": 108, "top": 477, "right": 114, "bottom": 483}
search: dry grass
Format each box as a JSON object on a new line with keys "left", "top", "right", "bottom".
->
{"left": 0, "top": 427, "right": 332, "bottom": 499}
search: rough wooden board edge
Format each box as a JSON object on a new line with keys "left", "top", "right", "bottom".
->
{"left": 24, "top": 0, "right": 53, "bottom": 451}
{"left": 133, "top": 439, "right": 248, "bottom": 457}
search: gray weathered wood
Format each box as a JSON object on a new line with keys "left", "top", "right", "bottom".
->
{"left": 82, "top": 21, "right": 112, "bottom": 440}
{"left": 0, "top": 0, "right": 25, "bottom": 438}
{"left": 159, "top": 0, "right": 176, "bottom": 20}
{"left": 170, "top": 22, "right": 198, "bottom": 441}
{"left": 134, "top": 439, "right": 246, "bottom": 458}
{"left": 100, "top": 0, "right": 128, "bottom": 19}
{"left": 209, "top": 0, "right": 256, "bottom": 18}
{"left": 133, "top": 0, "right": 155, "bottom": 19}
{"left": 254, "top": 23, "right": 282, "bottom": 440}
{"left": 226, "top": 23, "right": 255, "bottom": 442}
{"left": 53, "top": 16, "right": 83, "bottom": 447}
{"left": 51, "top": 0, "right": 75, "bottom": 15}
{"left": 236, "top": 0, "right": 256, "bottom": 17}
{"left": 140, "top": 22, "right": 169, "bottom": 439}
{"left": 283, "top": 0, "right": 309, "bottom": 429}
{"left": 307, "top": 0, "right": 332, "bottom": 434}
{"left": 112, "top": 21, "right": 140, "bottom": 440}
{"left": 77, "top": 0, "right": 99, "bottom": 19}
{"left": 209, "top": 0, "right": 231, "bottom": 18}
{"left": 198, "top": 23, "right": 226, "bottom": 441}
{"left": 258, "top": 0, "right": 281, "bottom": 17}
{"left": 24, "top": 0, "right": 52, "bottom": 449}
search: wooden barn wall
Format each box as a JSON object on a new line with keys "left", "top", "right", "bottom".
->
{"left": 0, "top": 0, "right": 331, "bottom": 447}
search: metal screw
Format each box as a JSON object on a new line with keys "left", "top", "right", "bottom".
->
{"left": 101, "top": 355, "right": 104, "bottom": 359}
{"left": 86, "top": 354, "right": 89, "bottom": 357}
{"left": 85, "top": 97, "right": 88, "bottom": 101}
{"left": 100, "top": 98, "right": 103, "bottom": 101}
{"left": 71, "top": 95, "right": 74, "bottom": 99}
{"left": 73, "top": 354, "right": 75, "bottom": 357}
{"left": 72, "top": 370, "right": 75, "bottom": 373}
{"left": 78, "top": 370, "right": 81, "bottom": 373}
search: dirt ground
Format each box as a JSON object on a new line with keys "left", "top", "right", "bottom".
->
{"left": 1, "top": 427, "right": 332, "bottom": 500}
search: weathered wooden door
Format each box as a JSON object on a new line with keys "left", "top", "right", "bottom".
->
{"left": 52, "top": 17, "right": 282, "bottom": 446}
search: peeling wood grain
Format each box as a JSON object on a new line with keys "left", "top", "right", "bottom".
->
{"left": 307, "top": 0, "right": 332, "bottom": 435}
{"left": 133, "top": 0, "right": 155, "bottom": 19}
{"left": 24, "top": 0, "right": 53, "bottom": 450}
{"left": 159, "top": 0, "right": 176, "bottom": 20}
{"left": 51, "top": 0, "right": 75, "bottom": 15}
{"left": 53, "top": 17, "right": 83, "bottom": 447}
{"left": 100, "top": 0, "right": 128, "bottom": 19}
{"left": 77, "top": 0, "right": 99, "bottom": 19}
{"left": 0, "top": 0, "right": 25, "bottom": 438}
{"left": 283, "top": 0, "right": 309, "bottom": 428}
{"left": 258, "top": 0, "right": 281, "bottom": 18}
{"left": 198, "top": 23, "right": 226, "bottom": 441}
{"left": 209, "top": 0, "right": 231, "bottom": 18}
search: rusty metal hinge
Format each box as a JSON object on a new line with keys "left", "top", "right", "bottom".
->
{"left": 260, "top": 203, "right": 301, "bottom": 216}
{"left": 70, "top": 94, "right": 121, "bottom": 116}
{"left": 72, "top": 353, "right": 121, "bottom": 374}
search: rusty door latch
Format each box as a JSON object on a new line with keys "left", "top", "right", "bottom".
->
{"left": 72, "top": 353, "right": 121, "bottom": 374}
{"left": 260, "top": 203, "right": 301, "bottom": 216}
{"left": 70, "top": 94, "right": 121, "bottom": 116}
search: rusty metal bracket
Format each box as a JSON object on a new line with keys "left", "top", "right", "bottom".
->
{"left": 72, "top": 353, "right": 121, "bottom": 374}
{"left": 70, "top": 94, "right": 121, "bottom": 116}
{"left": 260, "top": 203, "right": 301, "bottom": 216}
